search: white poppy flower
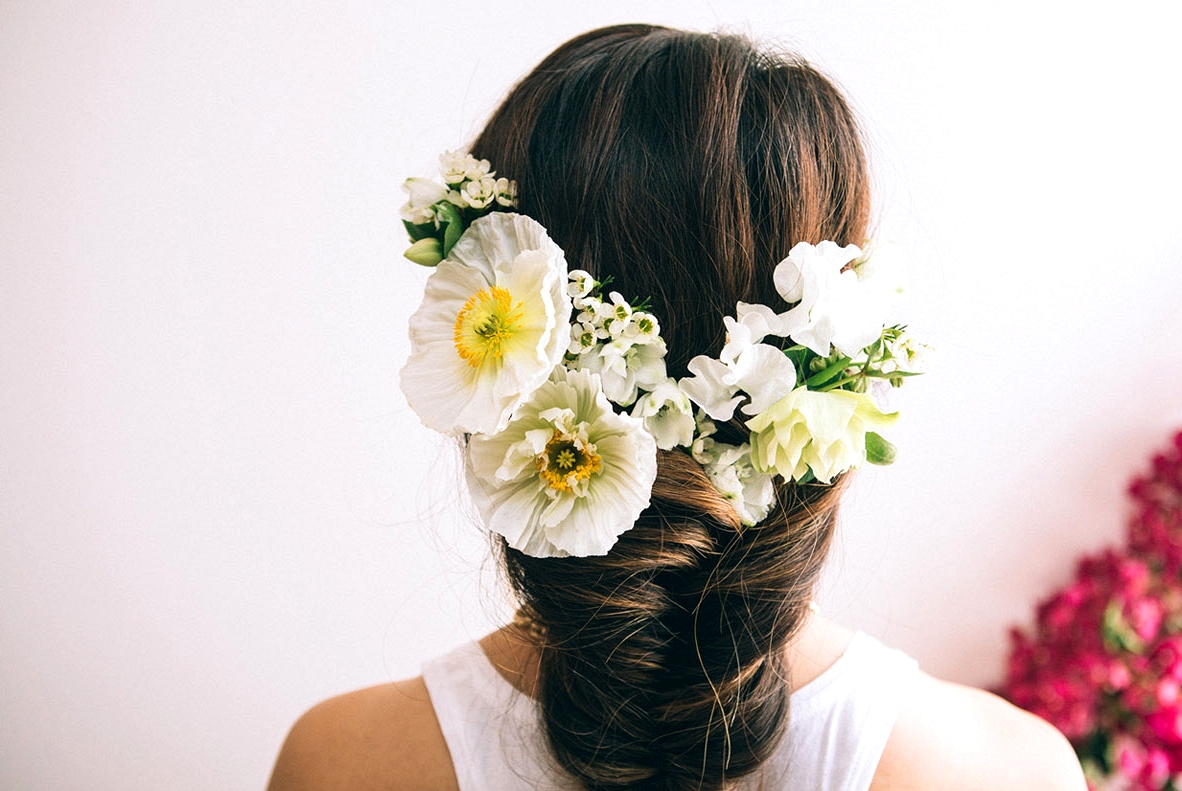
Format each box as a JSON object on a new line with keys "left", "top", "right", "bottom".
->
{"left": 773, "top": 241, "right": 885, "bottom": 357}
{"left": 466, "top": 368, "right": 658, "bottom": 558}
{"left": 399, "top": 177, "right": 450, "bottom": 225}
{"left": 400, "top": 212, "right": 571, "bottom": 435}
{"left": 746, "top": 387, "right": 898, "bottom": 483}
{"left": 630, "top": 378, "right": 695, "bottom": 450}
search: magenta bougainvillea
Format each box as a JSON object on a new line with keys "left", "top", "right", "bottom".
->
{"left": 1004, "top": 431, "right": 1182, "bottom": 790}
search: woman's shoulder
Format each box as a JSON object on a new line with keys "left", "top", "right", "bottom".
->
{"left": 870, "top": 671, "right": 1087, "bottom": 791}
{"left": 266, "top": 676, "right": 458, "bottom": 791}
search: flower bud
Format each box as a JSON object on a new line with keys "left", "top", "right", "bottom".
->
{"left": 404, "top": 237, "right": 443, "bottom": 266}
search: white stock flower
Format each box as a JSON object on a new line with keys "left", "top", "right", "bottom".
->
{"left": 697, "top": 442, "right": 776, "bottom": 526}
{"left": 440, "top": 150, "right": 491, "bottom": 185}
{"left": 580, "top": 335, "right": 667, "bottom": 406}
{"left": 400, "top": 212, "right": 571, "bottom": 435}
{"left": 773, "top": 241, "right": 885, "bottom": 357}
{"left": 881, "top": 331, "right": 932, "bottom": 374}
{"left": 746, "top": 387, "right": 898, "bottom": 484}
{"left": 399, "top": 177, "right": 450, "bottom": 225}
{"left": 462, "top": 177, "right": 497, "bottom": 210}
{"left": 630, "top": 378, "right": 695, "bottom": 450}
{"left": 465, "top": 368, "right": 658, "bottom": 558}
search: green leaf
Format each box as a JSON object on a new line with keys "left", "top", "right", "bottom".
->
{"left": 805, "top": 355, "right": 852, "bottom": 388}
{"left": 783, "top": 345, "right": 812, "bottom": 381}
{"left": 865, "top": 432, "right": 897, "bottom": 465}
{"left": 403, "top": 219, "right": 435, "bottom": 242}
{"left": 404, "top": 237, "right": 443, "bottom": 267}
{"left": 436, "top": 202, "right": 464, "bottom": 256}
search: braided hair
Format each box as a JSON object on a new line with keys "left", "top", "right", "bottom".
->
{"left": 472, "top": 24, "right": 871, "bottom": 790}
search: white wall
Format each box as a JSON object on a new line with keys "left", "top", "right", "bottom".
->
{"left": 2, "top": 1, "right": 1180, "bottom": 788}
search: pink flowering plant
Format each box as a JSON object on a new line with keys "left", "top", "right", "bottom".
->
{"left": 1004, "top": 431, "right": 1182, "bottom": 790}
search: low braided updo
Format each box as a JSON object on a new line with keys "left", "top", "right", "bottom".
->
{"left": 472, "top": 24, "right": 871, "bottom": 790}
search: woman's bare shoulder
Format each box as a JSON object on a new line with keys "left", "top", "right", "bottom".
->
{"left": 871, "top": 672, "right": 1087, "bottom": 791}
{"left": 266, "top": 677, "right": 458, "bottom": 791}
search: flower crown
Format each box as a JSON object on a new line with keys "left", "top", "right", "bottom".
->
{"left": 399, "top": 151, "right": 930, "bottom": 558}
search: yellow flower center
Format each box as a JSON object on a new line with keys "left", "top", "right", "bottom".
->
{"left": 453, "top": 286, "right": 525, "bottom": 367}
{"left": 536, "top": 433, "right": 602, "bottom": 492}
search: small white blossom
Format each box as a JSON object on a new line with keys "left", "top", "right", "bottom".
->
{"left": 567, "top": 322, "right": 599, "bottom": 355}
{"left": 494, "top": 177, "right": 517, "bottom": 207}
{"left": 630, "top": 312, "right": 660, "bottom": 341}
{"left": 440, "top": 150, "right": 491, "bottom": 185}
{"left": 607, "top": 292, "right": 632, "bottom": 322}
{"left": 694, "top": 441, "right": 776, "bottom": 526}
{"left": 882, "top": 332, "right": 932, "bottom": 374}
{"left": 630, "top": 378, "right": 695, "bottom": 450}
{"left": 567, "top": 270, "right": 596, "bottom": 299}
{"left": 579, "top": 336, "right": 668, "bottom": 407}
{"left": 462, "top": 177, "right": 497, "bottom": 210}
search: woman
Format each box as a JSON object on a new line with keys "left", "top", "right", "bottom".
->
{"left": 268, "top": 24, "right": 1085, "bottom": 791}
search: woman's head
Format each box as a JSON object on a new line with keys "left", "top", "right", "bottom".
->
{"left": 471, "top": 24, "right": 868, "bottom": 791}
{"left": 472, "top": 23, "right": 871, "bottom": 377}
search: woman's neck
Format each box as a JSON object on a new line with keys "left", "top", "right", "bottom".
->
{"left": 478, "top": 610, "right": 854, "bottom": 699}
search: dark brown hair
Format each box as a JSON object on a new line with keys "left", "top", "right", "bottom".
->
{"left": 472, "top": 24, "right": 870, "bottom": 790}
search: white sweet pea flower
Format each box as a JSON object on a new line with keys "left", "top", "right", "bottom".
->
{"left": 630, "top": 378, "right": 695, "bottom": 450}
{"left": 733, "top": 301, "right": 791, "bottom": 342}
{"left": 680, "top": 342, "right": 797, "bottom": 420}
{"left": 697, "top": 442, "right": 776, "bottom": 526}
{"left": 462, "top": 177, "right": 498, "bottom": 210}
{"left": 730, "top": 344, "right": 799, "bottom": 416}
{"left": 494, "top": 177, "right": 517, "bottom": 207}
{"left": 680, "top": 356, "right": 743, "bottom": 421}
{"left": 399, "top": 177, "right": 450, "bottom": 225}
{"left": 400, "top": 212, "right": 571, "bottom": 435}
{"left": 465, "top": 368, "right": 658, "bottom": 558}
{"left": 746, "top": 387, "right": 898, "bottom": 484}
{"left": 774, "top": 241, "right": 885, "bottom": 357}
{"left": 440, "top": 150, "right": 491, "bottom": 185}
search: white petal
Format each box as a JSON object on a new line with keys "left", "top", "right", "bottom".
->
{"left": 680, "top": 356, "right": 742, "bottom": 421}
{"left": 733, "top": 344, "right": 798, "bottom": 416}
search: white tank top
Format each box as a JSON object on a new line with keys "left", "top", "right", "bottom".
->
{"left": 421, "top": 631, "right": 920, "bottom": 791}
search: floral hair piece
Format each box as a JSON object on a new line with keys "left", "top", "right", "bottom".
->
{"left": 399, "top": 152, "right": 930, "bottom": 558}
